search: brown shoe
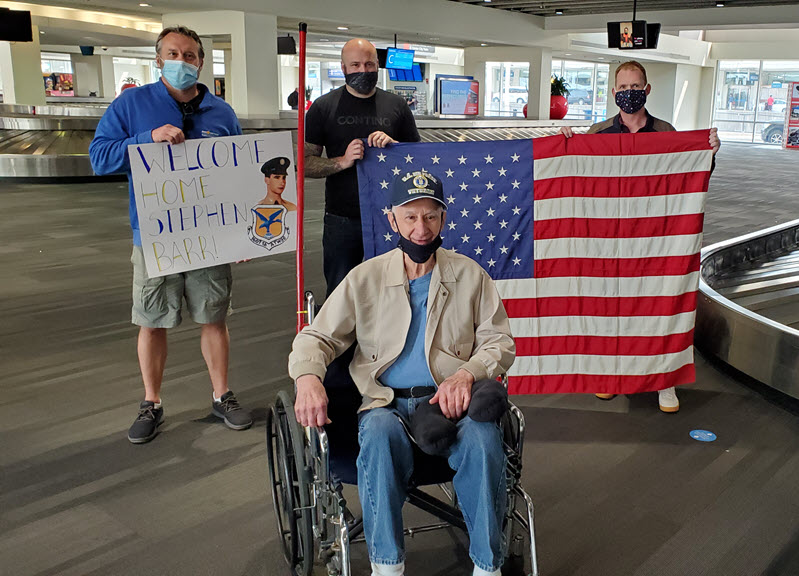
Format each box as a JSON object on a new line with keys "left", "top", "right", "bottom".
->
{"left": 595, "top": 393, "right": 615, "bottom": 400}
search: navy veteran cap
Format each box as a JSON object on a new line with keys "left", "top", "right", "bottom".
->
{"left": 391, "top": 170, "right": 447, "bottom": 209}
{"left": 261, "top": 156, "right": 291, "bottom": 176}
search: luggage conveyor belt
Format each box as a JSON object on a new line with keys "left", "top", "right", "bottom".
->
{"left": 696, "top": 219, "right": 799, "bottom": 401}
{"left": 0, "top": 114, "right": 587, "bottom": 178}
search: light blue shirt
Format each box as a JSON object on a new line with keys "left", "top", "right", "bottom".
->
{"left": 379, "top": 271, "right": 436, "bottom": 389}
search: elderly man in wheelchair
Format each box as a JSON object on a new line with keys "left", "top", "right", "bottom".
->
{"left": 270, "top": 169, "right": 537, "bottom": 576}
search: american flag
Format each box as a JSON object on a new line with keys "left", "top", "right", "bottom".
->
{"left": 357, "top": 132, "right": 713, "bottom": 395}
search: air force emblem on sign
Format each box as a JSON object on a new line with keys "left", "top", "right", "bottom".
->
{"left": 248, "top": 205, "right": 289, "bottom": 250}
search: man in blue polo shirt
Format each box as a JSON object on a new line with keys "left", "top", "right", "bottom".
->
{"left": 90, "top": 25, "right": 252, "bottom": 444}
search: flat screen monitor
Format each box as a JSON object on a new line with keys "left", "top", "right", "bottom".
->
{"left": 0, "top": 9, "right": 33, "bottom": 42}
{"left": 376, "top": 48, "right": 388, "bottom": 68}
{"left": 607, "top": 21, "right": 647, "bottom": 50}
{"left": 277, "top": 35, "right": 296, "bottom": 55}
{"left": 437, "top": 77, "right": 479, "bottom": 116}
{"left": 386, "top": 48, "right": 414, "bottom": 70}
{"left": 388, "top": 64, "right": 423, "bottom": 82}
{"left": 646, "top": 23, "right": 661, "bottom": 49}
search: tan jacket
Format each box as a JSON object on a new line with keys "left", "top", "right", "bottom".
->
{"left": 288, "top": 248, "right": 516, "bottom": 412}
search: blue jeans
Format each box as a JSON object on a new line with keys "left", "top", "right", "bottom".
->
{"left": 357, "top": 397, "right": 507, "bottom": 571}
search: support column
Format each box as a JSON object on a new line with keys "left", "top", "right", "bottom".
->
{"left": 99, "top": 55, "right": 116, "bottom": 98}
{"left": 525, "top": 47, "right": 552, "bottom": 120}
{"left": 223, "top": 48, "right": 233, "bottom": 104}
{"left": 0, "top": 24, "right": 45, "bottom": 105}
{"left": 199, "top": 36, "right": 214, "bottom": 91}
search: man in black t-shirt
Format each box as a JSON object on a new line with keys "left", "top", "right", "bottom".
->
{"left": 304, "top": 38, "right": 420, "bottom": 297}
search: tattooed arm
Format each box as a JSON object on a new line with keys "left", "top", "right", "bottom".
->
{"left": 304, "top": 140, "right": 364, "bottom": 178}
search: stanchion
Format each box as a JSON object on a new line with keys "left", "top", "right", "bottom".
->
{"left": 296, "top": 22, "right": 307, "bottom": 334}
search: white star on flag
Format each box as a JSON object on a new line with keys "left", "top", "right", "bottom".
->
{"left": 512, "top": 206, "right": 521, "bottom": 215}
{"left": 461, "top": 234, "right": 470, "bottom": 243}
{"left": 380, "top": 180, "right": 389, "bottom": 189}
{"left": 512, "top": 232, "right": 521, "bottom": 240}
{"left": 448, "top": 222, "right": 457, "bottom": 230}
{"left": 474, "top": 221, "right": 483, "bottom": 230}
{"left": 447, "top": 195, "right": 456, "bottom": 204}
{"left": 513, "top": 257, "right": 521, "bottom": 266}
{"left": 384, "top": 233, "right": 393, "bottom": 241}
{"left": 499, "top": 220, "right": 508, "bottom": 229}
{"left": 458, "top": 155, "right": 467, "bottom": 165}
{"left": 499, "top": 194, "right": 508, "bottom": 203}
{"left": 486, "top": 207, "right": 495, "bottom": 217}
{"left": 472, "top": 194, "right": 482, "bottom": 204}
{"left": 511, "top": 153, "right": 520, "bottom": 163}
{"left": 487, "top": 233, "right": 496, "bottom": 242}
{"left": 485, "top": 182, "right": 494, "bottom": 190}
{"left": 392, "top": 166, "right": 401, "bottom": 175}
{"left": 445, "top": 169, "right": 454, "bottom": 177}
{"left": 431, "top": 155, "right": 440, "bottom": 164}
{"left": 472, "top": 168, "right": 481, "bottom": 177}
{"left": 498, "top": 167, "right": 507, "bottom": 176}
{"left": 377, "top": 153, "right": 386, "bottom": 162}
{"left": 460, "top": 208, "right": 469, "bottom": 218}
{"left": 484, "top": 154, "right": 493, "bottom": 164}
{"left": 500, "top": 245, "right": 509, "bottom": 254}
{"left": 459, "top": 182, "right": 468, "bottom": 191}
{"left": 382, "top": 206, "right": 391, "bottom": 215}
{"left": 511, "top": 180, "right": 520, "bottom": 189}
{"left": 475, "top": 246, "right": 484, "bottom": 255}
{"left": 487, "top": 258, "right": 496, "bottom": 268}
{"left": 405, "top": 154, "right": 414, "bottom": 163}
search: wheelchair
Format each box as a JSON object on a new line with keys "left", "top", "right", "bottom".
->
{"left": 266, "top": 293, "right": 539, "bottom": 576}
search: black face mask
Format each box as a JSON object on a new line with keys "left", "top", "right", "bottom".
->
{"left": 397, "top": 233, "right": 442, "bottom": 264}
{"left": 345, "top": 71, "right": 378, "bottom": 95}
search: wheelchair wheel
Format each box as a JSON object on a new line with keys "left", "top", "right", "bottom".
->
{"left": 266, "top": 392, "right": 314, "bottom": 576}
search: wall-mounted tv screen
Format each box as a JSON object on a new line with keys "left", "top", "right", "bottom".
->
{"left": 386, "top": 48, "right": 414, "bottom": 70}
{"left": 389, "top": 63, "right": 423, "bottom": 82}
{"left": 0, "top": 9, "right": 33, "bottom": 42}
{"left": 607, "top": 21, "right": 647, "bottom": 50}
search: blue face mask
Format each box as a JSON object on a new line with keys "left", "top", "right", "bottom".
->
{"left": 161, "top": 59, "right": 199, "bottom": 90}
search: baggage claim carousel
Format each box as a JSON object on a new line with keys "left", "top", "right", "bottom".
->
{"left": 2, "top": 103, "right": 798, "bottom": 403}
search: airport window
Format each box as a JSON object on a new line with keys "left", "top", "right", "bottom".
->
{"left": 485, "top": 62, "right": 530, "bottom": 117}
{"left": 552, "top": 60, "right": 610, "bottom": 123}
{"left": 212, "top": 50, "right": 225, "bottom": 77}
{"left": 713, "top": 59, "right": 799, "bottom": 144}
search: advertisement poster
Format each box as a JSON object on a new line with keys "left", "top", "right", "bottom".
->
{"left": 439, "top": 78, "right": 479, "bottom": 116}
{"left": 390, "top": 85, "right": 427, "bottom": 115}
{"left": 43, "top": 73, "right": 74, "bottom": 96}
{"left": 785, "top": 82, "right": 799, "bottom": 149}
{"left": 129, "top": 132, "right": 297, "bottom": 278}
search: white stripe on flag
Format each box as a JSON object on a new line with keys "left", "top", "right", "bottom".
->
{"left": 508, "top": 346, "right": 694, "bottom": 376}
{"left": 534, "top": 192, "right": 707, "bottom": 221}
{"left": 534, "top": 233, "right": 702, "bottom": 260}
{"left": 495, "top": 272, "right": 701, "bottom": 299}
{"left": 508, "top": 311, "right": 697, "bottom": 337}
{"left": 533, "top": 150, "right": 713, "bottom": 181}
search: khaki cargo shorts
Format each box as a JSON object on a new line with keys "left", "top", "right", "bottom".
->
{"left": 131, "top": 245, "right": 232, "bottom": 329}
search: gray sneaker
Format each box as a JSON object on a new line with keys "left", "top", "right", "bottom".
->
{"left": 212, "top": 391, "right": 253, "bottom": 430}
{"left": 128, "top": 401, "right": 164, "bottom": 444}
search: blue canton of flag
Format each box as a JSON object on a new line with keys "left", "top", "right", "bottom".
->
{"left": 357, "top": 140, "right": 533, "bottom": 280}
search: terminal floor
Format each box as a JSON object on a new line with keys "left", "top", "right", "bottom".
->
{"left": 2, "top": 142, "right": 799, "bottom": 576}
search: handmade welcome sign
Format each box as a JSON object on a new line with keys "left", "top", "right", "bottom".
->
{"left": 129, "top": 131, "right": 296, "bottom": 278}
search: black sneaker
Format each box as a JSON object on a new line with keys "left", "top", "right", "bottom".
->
{"left": 212, "top": 391, "right": 253, "bottom": 430}
{"left": 128, "top": 401, "right": 164, "bottom": 444}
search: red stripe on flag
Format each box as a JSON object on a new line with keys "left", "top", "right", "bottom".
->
{"left": 532, "top": 130, "right": 712, "bottom": 160}
{"left": 514, "top": 331, "right": 694, "bottom": 356}
{"left": 504, "top": 292, "right": 698, "bottom": 318}
{"left": 508, "top": 362, "right": 696, "bottom": 395}
{"left": 534, "top": 214, "right": 705, "bottom": 240}
{"left": 533, "top": 173, "right": 710, "bottom": 200}
{"left": 534, "top": 254, "right": 700, "bottom": 278}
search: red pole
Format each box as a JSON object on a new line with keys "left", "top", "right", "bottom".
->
{"left": 296, "top": 22, "right": 307, "bottom": 334}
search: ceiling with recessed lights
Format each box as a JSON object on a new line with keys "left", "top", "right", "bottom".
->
{"left": 449, "top": 0, "right": 799, "bottom": 17}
